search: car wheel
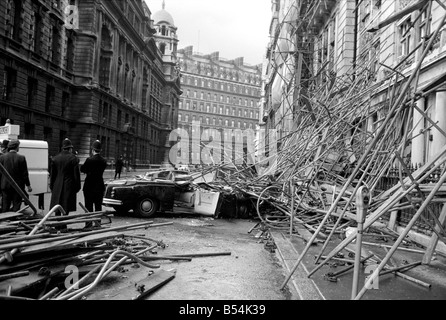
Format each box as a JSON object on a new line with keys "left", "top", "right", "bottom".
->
{"left": 134, "top": 197, "right": 159, "bottom": 218}
{"left": 112, "top": 205, "right": 130, "bottom": 216}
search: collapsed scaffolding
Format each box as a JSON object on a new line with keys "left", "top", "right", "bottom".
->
{"left": 204, "top": 0, "right": 446, "bottom": 299}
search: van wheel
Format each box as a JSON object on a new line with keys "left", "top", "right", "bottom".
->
{"left": 134, "top": 197, "right": 159, "bottom": 218}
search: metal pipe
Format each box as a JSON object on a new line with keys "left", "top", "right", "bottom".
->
{"left": 0, "top": 270, "right": 29, "bottom": 281}
{"left": 0, "top": 204, "right": 63, "bottom": 264}
{"left": 330, "top": 254, "right": 375, "bottom": 278}
{"left": 0, "top": 221, "right": 172, "bottom": 252}
{"left": 38, "top": 287, "right": 59, "bottom": 300}
{"left": 355, "top": 163, "right": 446, "bottom": 299}
{"left": 0, "top": 162, "right": 37, "bottom": 215}
{"left": 56, "top": 247, "right": 159, "bottom": 300}
{"left": 352, "top": 186, "right": 370, "bottom": 299}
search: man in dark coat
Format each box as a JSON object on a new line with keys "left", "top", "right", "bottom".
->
{"left": 1, "top": 140, "right": 9, "bottom": 154}
{"left": 80, "top": 140, "right": 107, "bottom": 214}
{"left": 50, "top": 138, "right": 81, "bottom": 216}
{"left": 0, "top": 140, "right": 32, "bottom": 212}
{"left": 114, "top": 155, "right": 124, "bottom": 179}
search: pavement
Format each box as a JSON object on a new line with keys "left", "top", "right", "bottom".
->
{"left": 270, "top": 228, "right": 446, "bottom": 300}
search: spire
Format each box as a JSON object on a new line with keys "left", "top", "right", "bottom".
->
{"left": 162, "top": 0, "right": 165, "bottom": 10}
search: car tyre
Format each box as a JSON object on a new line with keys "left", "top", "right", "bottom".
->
{"left": 134, "top": 197, "right": 159, "bottom": 218}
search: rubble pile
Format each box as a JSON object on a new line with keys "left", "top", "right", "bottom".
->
{"left": 0, "top": 206, "right": 175, "bottom": 300}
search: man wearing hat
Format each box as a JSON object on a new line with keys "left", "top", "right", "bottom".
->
{"left": 50, "top": 138, "right": 81, "bottom": 218}
{"left": 1, "top": 140, "right": 9, "bottom": 155}
{"left": 0, "top": 140, "right": 32, "bottom": 212}
{"left": 80, "top": 140, "right": 107, "bottom": 223}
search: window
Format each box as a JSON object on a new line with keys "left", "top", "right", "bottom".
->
{"left": 50, "top": 20, "right": 61, "bottom": 65}
{"left": 99, "top": 56, "right": 111, "bottom": 87}
{"left": 65, "top": 30, "right": 75, "bottom": 71}
{"left": 398, "top": 18, "right": 412, "bottom": 57}
{"left": 2, "top": 67, "right": 16, "bottom": 100}
{"left": 61, "top": 91, "right": 70, "bottom": 117}
{"left": 160, "top": 43, "right": 166, "bottom": 54}
{"left": 31, "top": 9, "right": 43, "bottom": 54}
{"left": 117, "top": 110, "right": 122, "bottom": 129}
{"left": 45, "top": 85, "right": 55, "bottom": 112}
{"left": 6, "top": 0, "right": 23, "bottom": 42}
{"left": 27, "top": 77, "right": 38, "bottom": 108}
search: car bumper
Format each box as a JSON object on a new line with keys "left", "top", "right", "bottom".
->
{"left": 103, "top": 198, "right": 123, "bottom": 206}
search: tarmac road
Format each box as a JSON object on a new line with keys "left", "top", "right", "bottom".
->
{"left": 24, "top": 176, "right": 300, "bottom": 301}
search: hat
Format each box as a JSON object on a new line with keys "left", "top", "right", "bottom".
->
{"left": 7, "top": 139, "right": 20, "bottom": 150}
{"left": 92, "top": 140, "right": 102, "bottom": 152}
{"left": 1, "top": 140, "right": 9, "bottom": 150}
{"left": 62, "top": 138, "right": 74, "bottom": 149}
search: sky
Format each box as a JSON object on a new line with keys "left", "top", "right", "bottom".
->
{"left": 146, "top": 0, "right": 272, "bottom": 66}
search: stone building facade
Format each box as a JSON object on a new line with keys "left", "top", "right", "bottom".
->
{"left": 176, "top": 45, "right": 262, "bottom": 165}
{"left": 262, "top": 0, "right": 446, "bottom": 167}
{"left": 0, "top": 0, "right": 181, "bottom": 167}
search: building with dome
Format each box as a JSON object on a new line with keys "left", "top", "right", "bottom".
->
{"left": 0, "top": 0, "right": 181, "bottom": 169}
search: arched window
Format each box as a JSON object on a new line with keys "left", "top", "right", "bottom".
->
{"left": 160, "top": 43, "right": 166, "bottom": 54}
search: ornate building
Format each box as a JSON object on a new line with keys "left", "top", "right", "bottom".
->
{"left": 176, "top": 45, "right": 262, "bottom": 165}
{"left": 0, "top": 0, "right": 181, "bottom": 167}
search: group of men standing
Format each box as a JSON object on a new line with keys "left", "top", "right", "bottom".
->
{"left": 0, "top": 138, "right": 108, "bottom": 224}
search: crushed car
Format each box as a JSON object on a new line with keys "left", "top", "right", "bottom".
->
{"left": 102, "top": 169, "right": 194, "bottom": 218}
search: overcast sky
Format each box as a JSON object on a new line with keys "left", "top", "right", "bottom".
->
{"left": 146, "top": 0, "right": 272, "bottom": 66}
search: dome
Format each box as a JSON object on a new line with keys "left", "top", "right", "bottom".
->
{"left": 153, "top": 9, "right": 175, "bottom": 26}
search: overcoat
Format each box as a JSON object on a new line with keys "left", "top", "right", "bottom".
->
{"left": 80, "top": 154, "right": 107, "bottom": 194}
{"left": 50, "top": 150, "right": 81, "bottom": 213}
{"left": 0, "top": 151, "right": 30, "bottom": 190}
